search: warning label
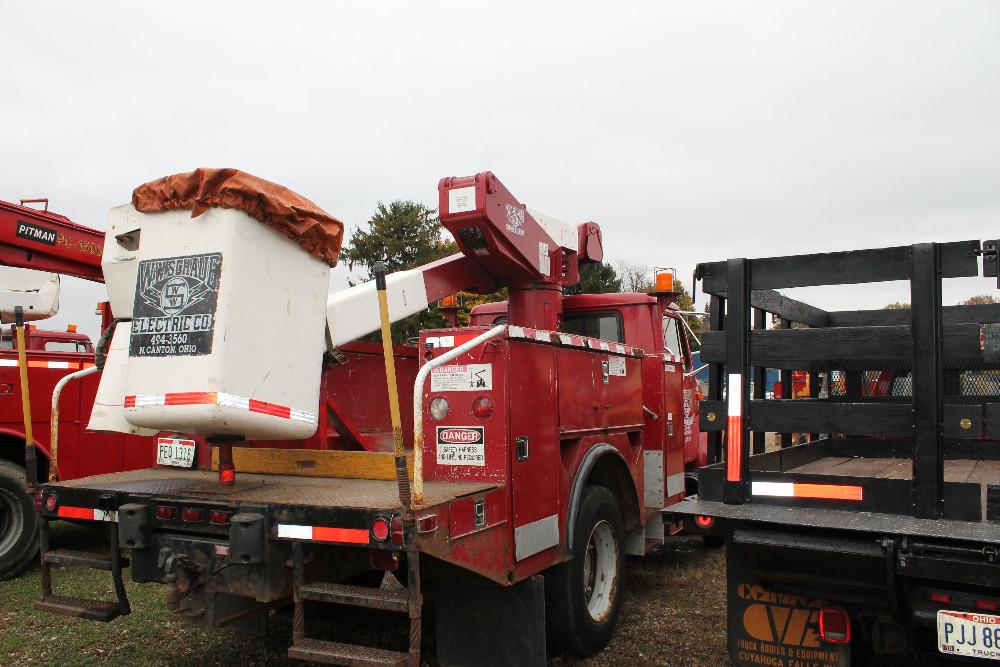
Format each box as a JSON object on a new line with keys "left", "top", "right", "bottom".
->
{"left": 607, "top": 356, "right": 626, "bottom": 376}
{"left": 129, "top": 253, "right": 222, "bottom": 357}
{"left": 436, "top": 426, "right": 485, "bottom": 466}
{"left": 430, "top": 364, "right": 492, "bottom": 392}
{"left": 729, "top": 580, "right": 848, "bottom": 667}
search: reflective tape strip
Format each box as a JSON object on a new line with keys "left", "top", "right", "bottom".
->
{"left": 57, "top": 506, "right": 117, "bottom": 522}
{"left": 124, "top": 391, "right": 316, "bottom": 424}
{"left": 277, "top": 523, "right": 369, "bottom": 544}
{"left": 751, "top": 481, "right": 864, "bottom": 501}
{"left": 509, "top": 326, "right": 637, "bottom": 357}
{"left": 0, "top": 359, "right": 81, "bottom": 369}
{"left": 726, "top": 373, "right": 743, "bottom": 482}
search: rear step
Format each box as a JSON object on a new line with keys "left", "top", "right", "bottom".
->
{"left": 43, "top": 549, "right": 129, "bottom": 571}
{"left": 298, "top": 582, "right": 409, "bottom": 613}
{"left": 288, "top": 638, "right": 408, "bottom": 666}
{"left": 36, "top": 594, "right": 125, "bottom": 622}
{"left": 289, "top": 542, "right": 422, "bottom": 666}
{"left": 35, "top": 518, "right": 131, "bottom": 623}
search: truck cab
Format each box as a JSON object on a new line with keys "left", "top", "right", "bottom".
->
{"left": 471, "top": 292, "right": 709, "bottom": 486}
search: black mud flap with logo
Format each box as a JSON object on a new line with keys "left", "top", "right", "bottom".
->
{"left": 130, "top": 252, "right": 223, "bottom": 357}
{"left": 727, "top": 542, "right": 849, "bottom": 667}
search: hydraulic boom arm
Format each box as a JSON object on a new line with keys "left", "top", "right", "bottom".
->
{"left": 326, "top": 171, "right": 604, "bottom": 345}
{"left": 0, "top": 198, "right": 105, "bottom": 283}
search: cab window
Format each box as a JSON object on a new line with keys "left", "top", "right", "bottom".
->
{"left": 663, "top": 316, "right": 685, "bottom": 361}
{"left": 562, "top": 311, "right": 624, "bottom": 343}
{"left": 44, "top": 340, "right": 89, "bottom": 353}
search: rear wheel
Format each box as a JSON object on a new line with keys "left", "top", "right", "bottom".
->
{"left": 0, "top": 460, "right": 38, "bottom": 580}
{"left": 545, "top": 485, "right": 624, "bottom": 656}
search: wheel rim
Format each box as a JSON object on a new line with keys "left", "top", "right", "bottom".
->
{"left": 0, "top": 487, "right": 23, "bottom": 559}
{"left": 582, "top": 519, "right": 618, "bottom": 623}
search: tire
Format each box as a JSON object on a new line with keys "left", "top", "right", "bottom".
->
{"left": 0, "top": 460, "right": 39, "bottom": 580}
{"left": 545, "top": 485, "right": 624, "bottom": 657}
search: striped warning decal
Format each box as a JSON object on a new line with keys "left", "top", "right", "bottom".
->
{"left": 726, "top": 373, "right": 743, "bottom": 482}
{"left": 277, "top": 523, "right": 369, "bottom": 544}
{"left": 0, "top": 359, "right": 94, "bottom": 369}
{"left": 124, "top": 392, "right": 316, "bottom": 424}
{"left": 57, "top": 506, "right": 118, "bottom": 522}
{"left": 751, "top": 481, "right": 864, "bottom": 501}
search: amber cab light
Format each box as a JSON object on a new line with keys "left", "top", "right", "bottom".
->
{"left": 155, "top": 506, "right": 176, "bottom": 521}
{"left": 472, "top": 396, "right": 494, "bottom": 419}
{"left": 181, "top": 508, "right": 204, "bottom": 523}
{"left": 371, "top": 517, "right": 391, "bottom": 542}
{"left": 209, "top": 510, "right": 231, "bottom": 526}
{"left": 819, "top": 608, "right": 851, "bottom": 644}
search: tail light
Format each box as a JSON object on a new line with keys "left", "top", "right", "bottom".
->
{"left": 155, "top": 506, "right": 176, "bottom": 520}
{"left": 209, "top": 510, "right": 231, "bottom": 525}
{"left": 218, "top": 464, "right": 236, "bottom": 485}
{"left": 695, "top": 515, "right": 715, "bottom": 529}
{"left": 34, "top": 491, "right": 43, "bottom": 513}
{"left": 472, "top": 396, "right": 494, "bottom": 419}
{"left": 390, "top": 515, "right": 404, "bottom": 546}
{"left": 181, "top": 508, "right": 204, "bottom": 523}
{"left": 977, "top": 599, "right": 999, "bottom": 612}
{"left": 819, "top": 608, "right": 851, "bottom": 644}
{"left": 371, "top": 517, "right": 391, "bottom": 542}
{"left": 930, "top": 592, "right": 951, "bottom": 605}
{"left": 43, "top": 493, "right": 58, "bottom": 513}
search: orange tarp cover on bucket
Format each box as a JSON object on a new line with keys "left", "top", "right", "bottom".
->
{"left": 132, "top": 168, "right": 344, "bottom": 266}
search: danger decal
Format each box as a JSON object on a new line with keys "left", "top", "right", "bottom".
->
{"left": 436, "top": 426, "right": 485, "bottom": 466}
{"left": 129, "top": 252, "right": 222, "bottom": 357}
{"left": 430, "top": 363, "right": 492, "bottom": 392}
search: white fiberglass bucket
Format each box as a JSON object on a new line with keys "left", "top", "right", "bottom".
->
{"left": 108, "top": 205, "right": 329, "bottom": 440}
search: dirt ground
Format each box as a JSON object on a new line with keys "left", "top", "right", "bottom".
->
{"left": 0, "top": 522, "right": 727, "bottom": 666}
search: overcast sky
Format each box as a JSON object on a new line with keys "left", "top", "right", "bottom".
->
{"left": 2, "top": 2, "right": 998, "bottom": 340}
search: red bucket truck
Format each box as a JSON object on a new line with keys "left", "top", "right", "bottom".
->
{"left": 33, "top": 171, "right": 708, "bottom": 666}
{"left": 0, "top": 198, "right": 157, "bottom": 579}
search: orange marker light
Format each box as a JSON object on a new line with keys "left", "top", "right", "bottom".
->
{"left": 67, "top": 324, "right": 77, "bottom": 333}
{"left": 655, "top": 271, "right": 674, "bottom": 292}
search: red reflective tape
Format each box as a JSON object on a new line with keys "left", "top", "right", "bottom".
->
{"left": 311, "top": 526, "right": 370, "bottom": 544}
{"left": 726, "top": 415, "right": 742, "bottom": 481}
{"left": 57, "top": 506, "right": 94, "bottom": 520}
{"left": 794, "top": 483, "right": 864, "bottom": 501}
{"left": 248, "top": 398, "right": 291, "bottom": 419}
{"left": 123, "top": 395, "right": 136, "bottom": 408}
{"left": 164, "top": 391, "right": 216, "bottom": 405}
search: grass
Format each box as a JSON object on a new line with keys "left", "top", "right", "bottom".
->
{"left": 0, "top": 523, "right": 729, "bottom": 666}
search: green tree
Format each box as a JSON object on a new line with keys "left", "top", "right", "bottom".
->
{"left": 565, "top": 261, "right": 622, "bottom": 295}
{"left": 341, "top": 201, "right": 457, "bottom": 342}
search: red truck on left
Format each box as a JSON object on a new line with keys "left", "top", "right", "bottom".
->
{"left": 0, "top": 197, "right": 155, "bottom": 579}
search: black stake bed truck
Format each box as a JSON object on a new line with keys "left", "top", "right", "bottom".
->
{"left": 671, "top": 240, "right": 1000, "bottom": 665}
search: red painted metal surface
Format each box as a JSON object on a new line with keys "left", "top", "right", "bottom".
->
{"left": 0, "top": 199, "right": 105, "bottom": 283}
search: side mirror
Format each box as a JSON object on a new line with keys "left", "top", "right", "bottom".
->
{"left": 0, "top": 267, "right": 60, "bottom": 324}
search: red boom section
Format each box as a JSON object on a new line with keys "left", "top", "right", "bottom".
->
{"left": 0, "top": 199, "right": 105, "bottom": 282}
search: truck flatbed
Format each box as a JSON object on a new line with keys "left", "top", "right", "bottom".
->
{"left": 51, "top": 467, "right": 496, "bottom": 510}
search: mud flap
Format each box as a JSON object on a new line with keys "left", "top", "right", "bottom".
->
{"left": 728, "top": 542, "right": 850, "bottom": 667}
{"left": 435, "top": 575, "right": 546, "bottom": 667}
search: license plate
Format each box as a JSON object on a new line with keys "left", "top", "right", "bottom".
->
{"left": 156, "top": 437, "right": 196, "bottom": 468}
{"left": 938, "top": 610, "right": 1000, "bottom": 660}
